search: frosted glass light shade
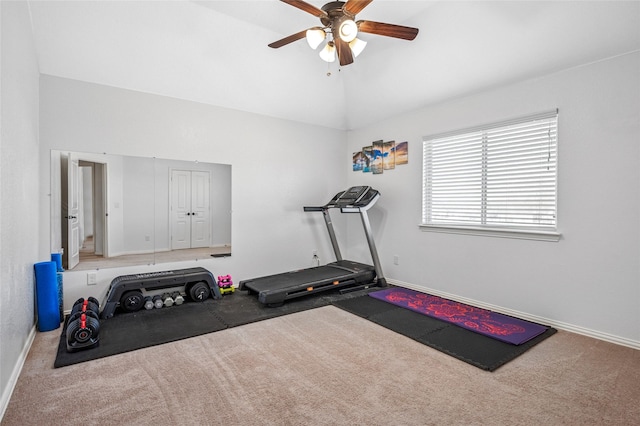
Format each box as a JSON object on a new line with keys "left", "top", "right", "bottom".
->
{"left": 338, "top": 19, "right": 357, "bottom": 42}
{"left": 349, "top": 38, "right": 367, "bottom": 57}
{"left": 319, "top": 41, "right": 336, "bottom": 62}
{"left": 306, "top": 28, "right": 326, "bottom": 50}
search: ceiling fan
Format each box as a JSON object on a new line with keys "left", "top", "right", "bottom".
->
{"left": 268, "top": 0, "right": 419, "bottom": 66}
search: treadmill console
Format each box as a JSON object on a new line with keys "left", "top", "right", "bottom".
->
{"left": 304, "top": 186, "right": 379, "bottom": 212}
{"left": 334, "top": 186, "right": 371, "bottom": 207}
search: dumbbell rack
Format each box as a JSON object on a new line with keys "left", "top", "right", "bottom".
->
{"left": 100, "top": 267, "right": 222, "bottom": 319}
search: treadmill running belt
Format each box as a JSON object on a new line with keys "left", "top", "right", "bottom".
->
{"left": 241, "top": 261, "right": 375, "bottom": 306}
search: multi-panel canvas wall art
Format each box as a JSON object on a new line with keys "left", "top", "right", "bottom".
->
{"left": 353, "top": 140, "right": 408, "bottom": 174}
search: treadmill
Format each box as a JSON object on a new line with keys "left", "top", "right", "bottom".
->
{"left": 239, "top": 186, "right": 386, "bottom": 307}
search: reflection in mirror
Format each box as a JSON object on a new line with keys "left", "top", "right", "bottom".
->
{"left": 51, "top": 151, "right": 232, "bottom": 271}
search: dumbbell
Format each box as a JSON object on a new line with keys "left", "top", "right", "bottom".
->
{"left": 70, "top": 297, "right": 100, "bottom": 318}
{"left": 144, "top": 296, "right": 154, "bottom": 310}
{"left": 162, "top": 293, "right": 174, "bottom": 307}
{"left": 66, "top": 303, "right": 100, "bottom": 352}
{"left": 153, "top": 295, "right": 163, "bottom": 309}
{"left": 172, "top": 292, "right": 184, "bottom": 305}
{"left": 66, "top": 312, "right": 100, "bottom": 352}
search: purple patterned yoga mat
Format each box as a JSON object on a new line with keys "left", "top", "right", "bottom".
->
{"left": 369, "top": 288, "right": 548, "bottom": 345}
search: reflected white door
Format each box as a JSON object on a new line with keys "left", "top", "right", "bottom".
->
{"left": 190, "top": 171, "right": 210, "bottom": 248}
{"left": 62, "top": 153, "right": 81, "bottom": 269}
{"left": 170, "top": 170, "right": 210, "bottom": 250}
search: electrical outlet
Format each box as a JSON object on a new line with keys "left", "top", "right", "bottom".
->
{"left": 393, "top": 255, "right": 399, "bottom": 265}
{"left": 87, "top": 272, "right": 97, "bottom": 285}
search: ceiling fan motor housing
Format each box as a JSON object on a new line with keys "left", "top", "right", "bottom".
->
{"left": 320, "top": 1, "right": 355, "bottom": 27}
{"left": 320, "top": 1, "right": 359, "bottom": 46}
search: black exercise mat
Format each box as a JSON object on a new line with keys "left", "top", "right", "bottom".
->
{"left": 54, "top": 287, "right": 375, "bottom": 368}
{"left": 333, "top": 296, "right": 557, "bottom": 371}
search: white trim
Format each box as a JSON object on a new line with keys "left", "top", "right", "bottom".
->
{"left": 0, "top": 326, "right": 36, "bottom": 421}
{"left": 387, "top": 279, "right": 640, "bottom": 350}
{"left": 419, "top": 224, "right": 561, "bottom": 242}
{"left": 423, "top": 109, "right": 559, "bottom": 142}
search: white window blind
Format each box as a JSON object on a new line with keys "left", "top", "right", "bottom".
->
{"left": 422, "top": 110, "right": 558, "bottom": 238}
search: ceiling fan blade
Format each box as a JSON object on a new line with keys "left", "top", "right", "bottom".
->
{"left": 280, "top": 0, "right": 328, "bottom": 18}
{"left": 334, "top": 37, "right": 354, "bottom": 66}
{"left": 268, "top": 29, "right": 308, "bottom": 48}
{"left": 357, "top": 20, "right": 419, "bottom": 40}
{"left": 344, "top": 0, "right": 373, "bottom": 16}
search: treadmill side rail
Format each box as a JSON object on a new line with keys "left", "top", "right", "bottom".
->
{"left": 239, "top": 261, "right": 375, "bottom": 306}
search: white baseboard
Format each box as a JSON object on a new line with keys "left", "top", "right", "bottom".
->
{"left": 387, "top": 279, "right": 640, "bottom": 350}
{"left": 0, "top": 326, "right": 36, "bottom": 421}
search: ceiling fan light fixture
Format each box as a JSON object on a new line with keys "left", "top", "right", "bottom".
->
{"left": 349, "top": 37, "right": 367, "bottom": 57}
{"left": 305, "top": 27, "right": 326, "bottom": 50}
{"left": 319, "top": 41, "right": 336, "bottom": 62}
{"left": 267, "top": 0, "right": 419, "bottom": 68}
{"left": 338, "top": 18, "right": 358, "bottom": 42}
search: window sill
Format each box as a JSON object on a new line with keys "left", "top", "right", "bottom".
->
{"left": 419, "top": 224, "right": 561, "bottom": 242}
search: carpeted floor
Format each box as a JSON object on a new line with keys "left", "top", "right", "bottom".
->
{"left": 3, "top": 306, "right": 639, "bottom": 425}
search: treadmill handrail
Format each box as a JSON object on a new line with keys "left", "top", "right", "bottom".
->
{"left": 304, "top": 187, "right": 385, "bottom": 287}
{"left": 303, "top": 206, "right": 325, "bottom": 212}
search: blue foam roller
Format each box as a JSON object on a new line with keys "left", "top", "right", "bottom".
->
{"left": 56, "top": 272, "right": 64, "bottom": 322}
{"left": 51, "top": 253, "right": 63, "bottom": 272}
{"left": 34, "top": 261, "right": 61, "bottom": 332}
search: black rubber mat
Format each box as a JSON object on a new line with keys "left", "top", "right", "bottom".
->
{"left": 55, "top": 287, "right": 555, "bottom": 371}
{"left": 54, "top": 286, "right": 376, "bottom": 368}
{"left": 333, "top": 296, "right": 557, "bottom": 371}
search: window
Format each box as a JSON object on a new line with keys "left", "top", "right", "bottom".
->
{"left": 422, "top": 110, "right": 559, "bottom": 241}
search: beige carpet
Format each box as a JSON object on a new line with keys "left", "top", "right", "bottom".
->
{"left": 2, "top": 306, "right": 639, "bottom": 425}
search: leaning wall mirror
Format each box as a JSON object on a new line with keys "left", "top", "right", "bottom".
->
{"left": 50, "top": 150, "right": 232, "bottom": 271}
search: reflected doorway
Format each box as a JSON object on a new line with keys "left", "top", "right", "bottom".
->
{"left": 61, "top": 153, "right": 107, "bottom": 270}
{"left": 77, "top": 160, "right": 107, "bottom": 266}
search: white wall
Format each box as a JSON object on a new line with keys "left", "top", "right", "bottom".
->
{"left": 39, "top": 75, "right": 347, "bottom": 309}
{"left": 0, "top": 0, "right": 41, "bottom": 417}
{"left": 347, "top": 52, "right": 640, "bottom": 346}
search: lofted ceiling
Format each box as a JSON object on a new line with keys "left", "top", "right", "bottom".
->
{"left": 27, "top": 1, "right": 640, "bottom": 130}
